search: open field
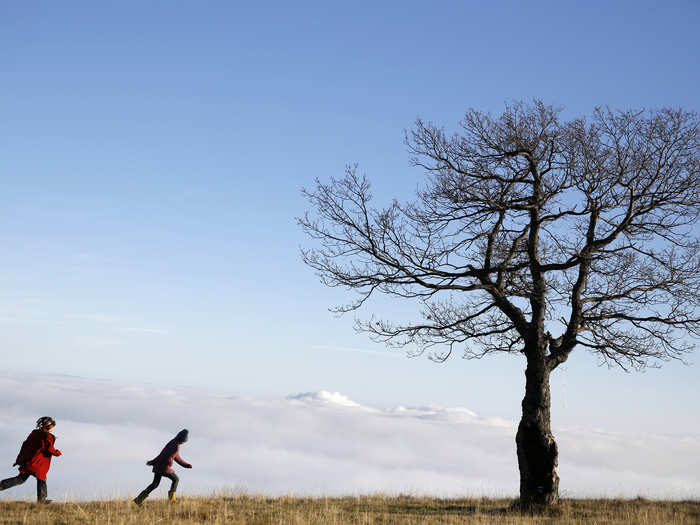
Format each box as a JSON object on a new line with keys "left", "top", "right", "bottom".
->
{"left": 0, "top": 495, "right": 698, "bottom": 525}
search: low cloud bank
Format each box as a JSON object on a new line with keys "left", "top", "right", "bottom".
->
{"left": 0, "top": 373, "right": 697, "bottom": 501}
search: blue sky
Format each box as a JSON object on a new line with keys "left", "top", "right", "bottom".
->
{"left": 1, "top": 1, "right": 699, "bottom": 497}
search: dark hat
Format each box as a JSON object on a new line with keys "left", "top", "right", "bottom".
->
{"left": 175, "top": 429, "right": 189, "bottom": 443}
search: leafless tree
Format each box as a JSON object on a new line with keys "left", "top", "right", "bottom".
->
{"left": 298, "top": 101, "right": 700, "bottom": 506}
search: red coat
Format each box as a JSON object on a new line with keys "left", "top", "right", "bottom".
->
{"left": 147, "top": 438, "right": 191, "bottom": 474}
{"left": 14, "top": 429, "right": 62, "bottom": 481}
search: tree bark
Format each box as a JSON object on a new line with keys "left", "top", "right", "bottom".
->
{"left": 516, "top": 352, "right": 559, "bottom": 506}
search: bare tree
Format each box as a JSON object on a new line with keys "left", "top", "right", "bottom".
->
{"left": 298, "top": 101, "right": 700, "bottom": 506}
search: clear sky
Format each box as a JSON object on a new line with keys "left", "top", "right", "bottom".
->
{"left": 1, "top": 1, "right": 699, "bottom": 499}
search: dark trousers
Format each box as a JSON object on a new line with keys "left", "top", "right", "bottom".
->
{"left": 143, "top": 472, "right": 179, "bottom": 495}
{"left": 0, "top": 472, "right": 48, "bottom": 501}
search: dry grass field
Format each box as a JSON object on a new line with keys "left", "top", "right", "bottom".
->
{"left": 0, "top": 495, "right": 698, "bottom": 525}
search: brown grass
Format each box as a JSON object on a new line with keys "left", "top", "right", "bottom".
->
{"left": 0, "top": 495, "right": 698, "bottom": 524}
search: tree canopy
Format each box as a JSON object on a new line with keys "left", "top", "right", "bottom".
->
{"left": 300, "top": 101, "right": 700, "bottom": 372}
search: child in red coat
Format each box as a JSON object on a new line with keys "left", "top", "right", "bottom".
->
{"left": 0, "top": 417, "right": 62, "bottom": 503}
{"left": 133, "top": 429, "right": 192, "bottom": 505}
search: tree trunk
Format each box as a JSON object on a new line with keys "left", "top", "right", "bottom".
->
{"left": 516, "top": 354, "right": 559, "bottom": 506}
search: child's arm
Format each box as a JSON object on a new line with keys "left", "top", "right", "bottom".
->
{"left": 45, "top": 436, "right": 61, "bottom": 457}
{"left": 174, "top": 453, "right": 192, "bottom": 469}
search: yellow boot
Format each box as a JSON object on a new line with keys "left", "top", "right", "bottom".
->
{"left": 168, "top": 490, "right": 177, "bottom": 502}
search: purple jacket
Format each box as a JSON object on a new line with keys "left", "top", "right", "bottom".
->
{"left": 147, "top": 438, "right": 191, "bottom": 474}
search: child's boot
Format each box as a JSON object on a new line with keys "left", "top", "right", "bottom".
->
{"left": 133, "top": 490, "right": 149, "bottom": 505}
{"left": 168, "top": 490, "right": 177, "bottom": 502}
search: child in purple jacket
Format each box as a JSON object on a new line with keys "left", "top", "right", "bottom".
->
{"left": 134, "top": 429, "right": 192, "bottom": 504}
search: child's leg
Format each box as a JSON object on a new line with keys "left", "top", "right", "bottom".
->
{"left": 0, "top": 473, "right": 30, "bottom": 491}
{"left": 164, "top": 473, "right": 179, "bottom": 493}
{"left": 134, "top": 474, "right": 162, "bottom": 505}
{"left": 164, "top": 473, "right": 179, "bottom": 501}
{"left": 145, "top": 474, "right": 162, "bottom": 494}
{"left": 36, "top": 478, "right": 48, "bottom": 502}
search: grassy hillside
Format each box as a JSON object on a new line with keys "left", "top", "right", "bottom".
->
{"left": 0, "top": 495, "right": 698, "bottom": 524}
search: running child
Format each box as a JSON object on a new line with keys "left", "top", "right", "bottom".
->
{"left": 0, "top": 417, "right": 62, "bottom": 503}
{"left": 134, "top": 429, "right": 192, "bottom": 504}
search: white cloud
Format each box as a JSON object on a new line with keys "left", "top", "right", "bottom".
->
{"left": 0, "top": 373, "right": 697, "bottom": 502}
{"left": 286, "top": 390, "right": 372, "bottom": 410}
